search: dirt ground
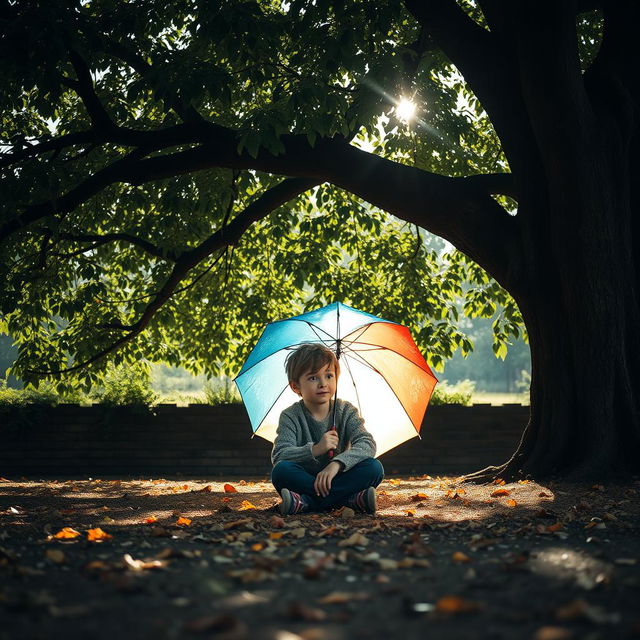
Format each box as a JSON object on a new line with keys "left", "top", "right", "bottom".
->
{"left": 1, "top": 474, "right": 639, "bottom": 640}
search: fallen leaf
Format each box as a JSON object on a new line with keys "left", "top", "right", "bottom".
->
{"left": 491, "top": 489, "right": 511, "bottom": 497}
{"left": 223, "top": 518, "right": 252, "bottom": 530}
{"left": 269, "top": 532, "right": 284, "bottom": 540}
{"left": 145, "top": 517, "right": 158, "bottom": 524}
{"left": 45, "top": 549, "right": 66, "bottom": 563}
{"left": 287, "top": 602, "right": 327, "bottom": 622}
{"left": 224, "top": 483, "right": 238, "bottom": 493}
{"left": 338, "top": 532, "right": 369, "bottom": 547}
{"left": 318, "top": 591, "right": 370, "bottom": 604}
{"left": 289, "top": 527, "right": 306, "bottom": 539}
{"left": 53, "top": 527, "right": 81, "bottom": 540}
{"left": 198, "top": 485, "right": 212, "bottom": 493}
{"left": 411, "top": 493, "right": 429, "bottom": 501}
{"left": 406, "top": 510, "right": 416, "bottom": 517}
{"left": 123, "top": 553, "right": 166, "bottom": 572}
{"left": 388, "top": 479, "right": 401, "bottom": 485}
{"left": 547, "top": 522, "right": 564, "bottom": 533}
{"left": 176, "top": 517, "right": 192, "bottom": 526}
{"left": 238, "top": 500, "right": 257, "bottom": 510}
{"left": 318, "top": 525, "right": 340, "bottom": 538}
{"left": 269, "top": 515, "right": 285, "bottom": 528}
{"left": 506, "top": 499, "right": 518, "bottom": 508}
{"left": 452, "top": 551, "right": 471, "bottom": 564}
{"left": 435, "top": 595, "right": 480, "bottom": 613}
{"left": 86, "top": 528, "right": 113, "bottom": 542}
{"left": 84, "top": 560, "right": 112, "bottom": 572}
{"left": 493, "top": 478, "right": 506, "bottom": 485}
{"left": 533, "top": 626, "right": 573, "bottom": 640}
{"left": 251, "top": 542, "right": 265, "bottom": 552}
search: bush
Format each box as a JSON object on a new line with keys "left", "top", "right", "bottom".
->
{"left": 0, "top": 379, "right": 85, "bottom": 406}
{"left": 94, "top": 363, "right": 157, "bottom": 408}
{"left": 430, "top": 379, "right": 475, "bottom": 406}
{"left": 203, "top": 376, "right": 241, "bottom": 405}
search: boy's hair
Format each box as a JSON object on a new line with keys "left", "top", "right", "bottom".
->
{"left": 285, "top": 343, "right": 340, "bottom": 383}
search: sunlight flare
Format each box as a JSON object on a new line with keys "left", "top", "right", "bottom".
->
{"left": 396, "top": 98, "right": 417, "bottom": 122}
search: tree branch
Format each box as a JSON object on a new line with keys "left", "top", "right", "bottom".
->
{"left": 0, "top": 131, "right": 98, "bottom": 169}
{"left": 42, "top": 229, "right": 178, "bottom": 262}
{"left": 66, "top": 48, "right": 115, "bottom": 131}
{"left": 403, "top": 0, "right": 536, "bottom": 173}
{"left": 29, "top": 177, "right": 318, "bottom": 375}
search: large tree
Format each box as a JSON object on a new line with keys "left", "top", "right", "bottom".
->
{"left": 1, "top": 0, "right": 638, "bottom": 479}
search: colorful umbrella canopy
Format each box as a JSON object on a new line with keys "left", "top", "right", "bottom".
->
{"left": 234, "top": 302, "right": 438, "bottom": 457}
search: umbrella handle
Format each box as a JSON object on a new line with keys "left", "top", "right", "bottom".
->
{"left": 328, "top": 425, "right": 336, "bottom": 458}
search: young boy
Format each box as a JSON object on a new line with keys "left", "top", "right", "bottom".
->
{"left": 271, "top": 343, "right": 384, "bottom": 515}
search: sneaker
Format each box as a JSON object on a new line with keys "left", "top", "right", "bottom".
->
{"left": 280, "top": 488, "right": 310, "bottom": 516}
{"left": 345, "top": 487, "right": 377, "bottom": 514}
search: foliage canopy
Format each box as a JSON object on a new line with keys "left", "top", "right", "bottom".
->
{"left": 0, "top": 0, "right": 552, "bottom": 389}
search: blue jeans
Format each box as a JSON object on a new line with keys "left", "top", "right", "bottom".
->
{"left": 271, "top": 458, "right": 385, "bottom": 511}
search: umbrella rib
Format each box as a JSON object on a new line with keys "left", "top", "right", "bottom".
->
{"left": 234, "top": 320, "right": 338, "bottom": 379}
{"left": 249, "top": 383, "right": 291, "bottom": 437}
{"left": 340, "top": 351, "right": 364, "bottom": 418}
{"left": 341, "top": 349, "right": 431, "bottom": 435}
{"left": 341, "top": 339, "right": 436, "bottom": 376}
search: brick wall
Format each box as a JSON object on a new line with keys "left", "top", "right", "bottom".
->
{"left": 0, "top": 403, "right": 529, "bottom": 477}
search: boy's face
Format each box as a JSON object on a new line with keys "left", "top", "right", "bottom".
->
{"left": 290, "top": 362, "right": 337, "bottom": 410}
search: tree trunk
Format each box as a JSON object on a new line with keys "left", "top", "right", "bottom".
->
{"left": 470, "top": 128, "right": 640, "bottom": 481}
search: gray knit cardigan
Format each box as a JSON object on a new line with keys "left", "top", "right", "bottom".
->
{"left": 271, "top": 398, "right": 377, "bottom": 473}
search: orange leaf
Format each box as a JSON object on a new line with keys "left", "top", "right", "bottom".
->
{"left": 53, "top": 527, "right": 81, "bottom": 539}
{"left": 491, "top": 489, "right": 511, "bottom": 497}
{"left": 222, "top": 497, "right": 231, "bottom": 503}
{"left": 506, "top": 499, "right": 518, "bottom": 507}
{"left": 493, "top": 478, "right": 506, "bottom": 485}
{"left": 388, "top": 479, "right": 401, "bottom": 485}
{"left": 547, "top": 522, "right": 564, "bottom": 532}
{"left": 411, "top": 493, "right": 429, "bottom": 501}
{"left": 406, "top": 510, "right": 415, "bottom": 517}
{"left": 451, "top": 551, "right": 471, "bottom": 564}
{"left": 251, "top": 542, "right": 265, "bottom": 551}
{"left": 436, "top": 595, "right": 480, "bottom": 613}
{"left": 86, "top": 528, "right": 113, "bottom": 542}
{"left": 518, "top": 479, "right": 531, "bottom": 485}
{"left": 176, "top": 517, "right": 192, "bottom": 526}
{"left": 145, "top": 516, "right": 158, "bottom": 524}
{"left": 239, "top": 500, "right": 257, "bottom": 511}
{"left": 224, "top": 484, "right": 238, "bottom": 493}
{"left": 269, "top": 532, "right": 284, "bottom": 540}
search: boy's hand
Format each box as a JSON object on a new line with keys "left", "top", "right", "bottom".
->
{"left": 312, "top": 430, "right": 339, "bottom": 457}
{"left": 314, "top": 461, "right": 341, "bottom": 498}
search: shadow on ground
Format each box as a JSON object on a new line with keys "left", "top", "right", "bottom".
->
{"left": 1, "top": 475, "right": 639, "bottom": 640}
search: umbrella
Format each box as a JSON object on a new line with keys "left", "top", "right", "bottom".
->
{"left": 234, "top": 302, "right": 438, "bottom": 457}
